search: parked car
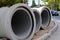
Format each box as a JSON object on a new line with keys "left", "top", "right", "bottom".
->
{"left": 51, "top": 10, "right": 59, "bottom": 16}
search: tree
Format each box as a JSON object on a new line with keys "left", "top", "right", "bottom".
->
{"left": 42, "top": 0, "right": 60, "bottom": 10}
{"left": 0, "top": 0, "right": 15, "bottom": 7}
{"left": 43, "top": 0, "right": 48, "bottom": 2}
{"left": 0, "top": 0, "right": 28, "bottom": 7}
{"left": 14, "top": 0, "right": 28, "bottom": 4}
{"left": 31, "top": 0, "right": 37, "bottom": 7}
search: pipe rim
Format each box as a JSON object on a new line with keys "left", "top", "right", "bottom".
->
{"left": 5, "top": 3, "right": 36, "bottom": 40}
{"left": 11, "top": 8, "right": 32, "bottom": 39}
{"left": 41, "top": 7, "right": 51, "bottom": 29}
{"left": 32, "top": 9, "right": 41, "bottom": 33}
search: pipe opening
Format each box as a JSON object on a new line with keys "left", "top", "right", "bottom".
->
{"left": 33, "top": 11, "right": 40, "bottom": 32}
{"left": 11, "top": 9, "right": 32, "bottom": 38}
{"left": 41, "top": 9, "right": 49, "bottom": 27}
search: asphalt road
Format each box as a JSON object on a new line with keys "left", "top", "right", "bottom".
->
{"left": 48, "top": 15, "right": 60, "bottom": 40}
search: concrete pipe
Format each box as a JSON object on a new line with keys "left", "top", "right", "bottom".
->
{"left": 39, "top": 6, "right": 51, "bottom": 29}
{"left": 0, "top": 3, "right": 36, "bottom": 40}
{"left": 31, "top": 8, "right": 41, "bottom": 33}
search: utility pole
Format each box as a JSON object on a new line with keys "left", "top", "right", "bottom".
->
{"left": 23, "top": 0, "right": 24, "bottom": 3}
{"left": 38, "top": 0, "right": 40, "bottom": 7}
{"left": 23, "top": 0, "right": 28, "bottom": 5}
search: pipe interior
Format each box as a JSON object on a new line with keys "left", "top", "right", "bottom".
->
{"left": 11, "top": 9, "right": 32, "bottom": 37}
{"left": 33, "top": 11, "right": 40, "bottom": 31}
{"left": 41, "top": 9, "right": 49, "bottom": 27}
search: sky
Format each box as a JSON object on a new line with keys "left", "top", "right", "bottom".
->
{"left": 28, "top": 0, "right": 48, "bottom": 6}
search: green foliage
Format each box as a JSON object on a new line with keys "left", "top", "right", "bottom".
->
{"left": 42, "top": 0, "right": 60, "bottom": 10}
{"left": 0, "top": 0, "right": 28, "bottom": 7}
{"left": 31, "top": 0, "right": 37, "bottom": 7}
{"left": 43, "top": 0, "right": 48, "bottom": 2}
{"left": 58, "top": 4, "right": 60, "bottom": 10}
{"left": 48, "top": 0, "right": 55, "bottom": 4}
{"left": 14, "top": 0, "right": 28, "bottom": 4}
{"left": 0, "top": 0, "right": 15, "bottom": 7}
{"left": 14, "top": 0, "right": 21, "bottom": 3}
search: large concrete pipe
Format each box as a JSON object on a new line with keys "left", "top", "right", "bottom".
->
{"left": 39, "top": 6, "right": 51, "bottom": 29}
{"left": 31, "top": 8, "right": 41, "bottom": 33}
{"left": 31, "top": 6, "right": 51, "bottom": 30}
{"left": 0, "top": 3, "right": 36, "bottom": 40}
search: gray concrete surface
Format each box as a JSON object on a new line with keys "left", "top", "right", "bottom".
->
{"left": 48, "top": 15, "right": 60, "bottom": 40}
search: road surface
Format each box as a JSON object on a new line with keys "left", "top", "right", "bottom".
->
{"left": 48, "top": 15, "right": 60, "bottom": 40}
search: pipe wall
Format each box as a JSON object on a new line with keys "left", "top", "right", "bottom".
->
{"left": 32, "top": 6, "right": 51, "bottom": 30}
{"left": 39, "top": 6, "right": 51, "bottom": 29}
{"left": 31, "top": 8, "right": 41, "bottom": 33}
{"left": 0, "top": 3, "right": 36, "bottom": 40}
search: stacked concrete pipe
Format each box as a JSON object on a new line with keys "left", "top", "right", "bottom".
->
{"left": 0, "top": 3, "right": 36, "bottom": 40}
{"left": 31, "top": 8, "right": 41, "bottom": 33}
{"left": 39, "top": 6, "right": 51, "bottom": 29}
{"left": 32, "top": 6, "right": 51, "bottom": 30}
